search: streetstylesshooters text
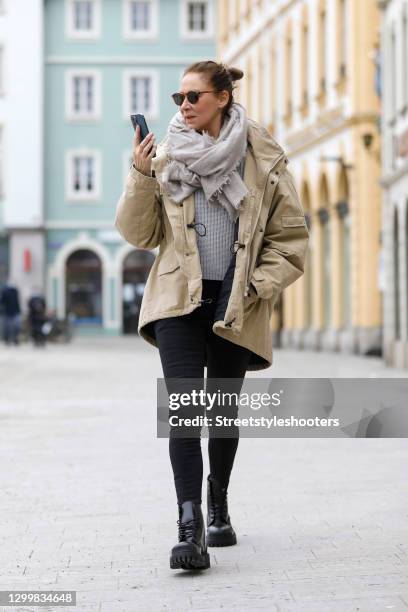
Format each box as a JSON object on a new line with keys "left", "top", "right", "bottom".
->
{"left": 167, "top": 390, "right": 340, "bottom": 429}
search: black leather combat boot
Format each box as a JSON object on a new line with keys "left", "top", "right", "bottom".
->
{"left": 206, "top": 474, "right": 237, "bottom": 547}
{"left": 170, "top": 500, "right": 211, "bottom": 570}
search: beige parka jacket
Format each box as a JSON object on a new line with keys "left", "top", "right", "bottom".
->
{"left": 114, "top": 118, "right": 309, "bottom": 370}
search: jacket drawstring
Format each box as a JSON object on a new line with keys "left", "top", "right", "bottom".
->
{"left": 230, "top": 241, "right": 245, "bottom": 255}
{"left": 187, "top": 222, "right": 213, "bottom": 302}
{"left": 186, "top": 221, "right": 207, "bottom": 237}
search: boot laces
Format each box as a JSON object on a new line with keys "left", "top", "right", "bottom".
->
{"left": 177, "top": 517, "right": 199, "bottom": 542}
{"left": 209, "top": 486, "right": 229, "bottom": 523}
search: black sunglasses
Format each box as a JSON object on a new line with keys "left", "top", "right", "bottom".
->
{"left": 171, "top": 90, "right": 215, "bottom": 105}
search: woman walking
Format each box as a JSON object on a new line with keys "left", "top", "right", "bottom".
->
{"left": 115, "top": 61, "right": 309, "bottom": 571}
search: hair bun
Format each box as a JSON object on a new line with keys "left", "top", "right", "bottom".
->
{"left": 227, "top": 66, "right": 244, "bottom": 82}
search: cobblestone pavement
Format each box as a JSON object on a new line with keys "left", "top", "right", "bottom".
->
{"left": 0, "top": 336, "right": 407, "bottom": 611}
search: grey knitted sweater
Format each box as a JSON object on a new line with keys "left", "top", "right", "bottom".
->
{"left": 193, "top": 154, "right": 246, "bottom": 281}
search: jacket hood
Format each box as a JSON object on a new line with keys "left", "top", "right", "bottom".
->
{"left": 246, "top": 118, "right": 286, "bottom": 165}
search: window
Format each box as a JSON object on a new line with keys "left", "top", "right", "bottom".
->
{"left": 132, "top": 1, "right": 149, "bottom": 30}
{"left": 123, "top": 0, "right": 158, "bottom": 39}
{"left": 284, "top": 23, "right": 293, "bottom": 124}
{"left": 66, "top": 70, "right": 101, "bottom": 120}
{"left": 317, "top": 0, "right": 327, "bottom": 101}
{"left": 74, "top": 76, "right": 93, "bottom": 113}
{"left": 132, "top": 77, "right": 151, "bottom": 113}
{"left": 66, "top": 0, "right": 101, "bottom": 40}
{"left": 189, "top": 2, "right": 206, "bottom": 31}
{"left": 74, "top": 0, "right": 93, "bottom": 30}
{"left": 337, "top": 0, "right": 347, "bottom": 80}
{"left": 123, "top": 70, "right": 158, "bottom": 120}
{"left": 300, "top": 9, "right": 309, "bottom": 112}
{"left": 75, "top": 157, "right": 94, "bottom": 191}
{"left": 181, "top": 0, "right": 214, "bottom": 39}
{"left": 268, "top": 42, "right": 276, "bottom": 133}
{"left": 66, "top": 150, "right": 101, "bottom": 201}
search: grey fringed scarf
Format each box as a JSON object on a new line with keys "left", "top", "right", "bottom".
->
{"left": 156, "top": 102, "right": 249, "bottom": 222}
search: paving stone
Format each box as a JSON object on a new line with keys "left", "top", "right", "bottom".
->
{"left": 0, "top": 338, "right": 407, "bottom": 610}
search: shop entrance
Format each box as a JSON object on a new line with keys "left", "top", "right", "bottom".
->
{"left": 65, "top": 249, "right": 102, "bottom": 325}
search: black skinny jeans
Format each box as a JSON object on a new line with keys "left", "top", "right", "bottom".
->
{"left": 153, "top": 279, "right": 252, "bottom": 506}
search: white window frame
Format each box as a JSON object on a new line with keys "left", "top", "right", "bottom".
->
{"left": 180, "top": 0, "right": 214, "bottom": 40}
{"left": 65, "top": 69, "right": 102, "bottom": 121}
{"left": 123, "top": 69, "right": 159, "bottom": 121}
{"left": 123, "top": 0, "right": 158, "bottom": 40}
{"left": 66, "top": 149, "right": 101, "bottom": 202}
{"left": 65, "top": 0, "right": 101, "bottom": 41}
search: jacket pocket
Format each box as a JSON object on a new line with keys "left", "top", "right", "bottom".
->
{"left": 157, "top": 249, "right": 180, "bottom": 275}
{"left": 244, "top": 283, "right": 259, "bottom": 308}
{"left": 281, "top": 215, "right": 306, "bottom": 228}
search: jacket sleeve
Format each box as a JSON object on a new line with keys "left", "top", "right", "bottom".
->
{"left": 249, "top": 166, "right": 309, "bottom": 303}
{"left": 114, "top": 165, "right": 164, "bottom": 250}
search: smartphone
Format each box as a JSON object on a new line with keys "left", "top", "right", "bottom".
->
{"left": 130, "top": 114, "right": 155, "bottom": 175}
{"left": 131, "top": 114, "right": 149, "bottom": 140}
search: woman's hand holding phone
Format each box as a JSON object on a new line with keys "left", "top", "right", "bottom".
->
{"left": 133, "top": 125, "right": 157, "bottom": 177}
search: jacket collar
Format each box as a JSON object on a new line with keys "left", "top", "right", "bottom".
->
{"left": 246, "top": 119, "right": 287, "bottom": 187}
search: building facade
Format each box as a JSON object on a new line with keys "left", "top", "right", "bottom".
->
{"left": 44, "top": 0, "right": 215, "bottom": 335}
{"left": 378, "top": 0, "right": 408, "bottom": 368}
{"left": 0, "top": 0, "right": 45, "bottom": 302}
{"left": 218, "top": 0, "right": 383, "bottom": 356}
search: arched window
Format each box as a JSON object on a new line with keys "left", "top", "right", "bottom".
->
{"left": 301, "top": 182, "right": 312, "bottom": 328}
{"left": 336, "top": 168, "right": 351, "bottom": 327}
{"left": 318, "top": 176, "right": 331, "bottom": 328}
{"left": 65, "top": 249, "right": 102, "bottom": 324}
{"left": 300, "top": 5, "right": 309, "bottom": 115}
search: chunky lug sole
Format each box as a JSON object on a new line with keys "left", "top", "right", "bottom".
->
{"left": 207, "top": 529, "right": 237, "bottom": 547}
{"left": 170, "top": 545, "right": 210, "bottom": 570}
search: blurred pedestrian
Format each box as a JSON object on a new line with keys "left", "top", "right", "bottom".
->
{"left": 0, "top": 278, "right": 22, "bottom": 346}
{"left": 28, "top": 288, "right": 47, "bottom": 347}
